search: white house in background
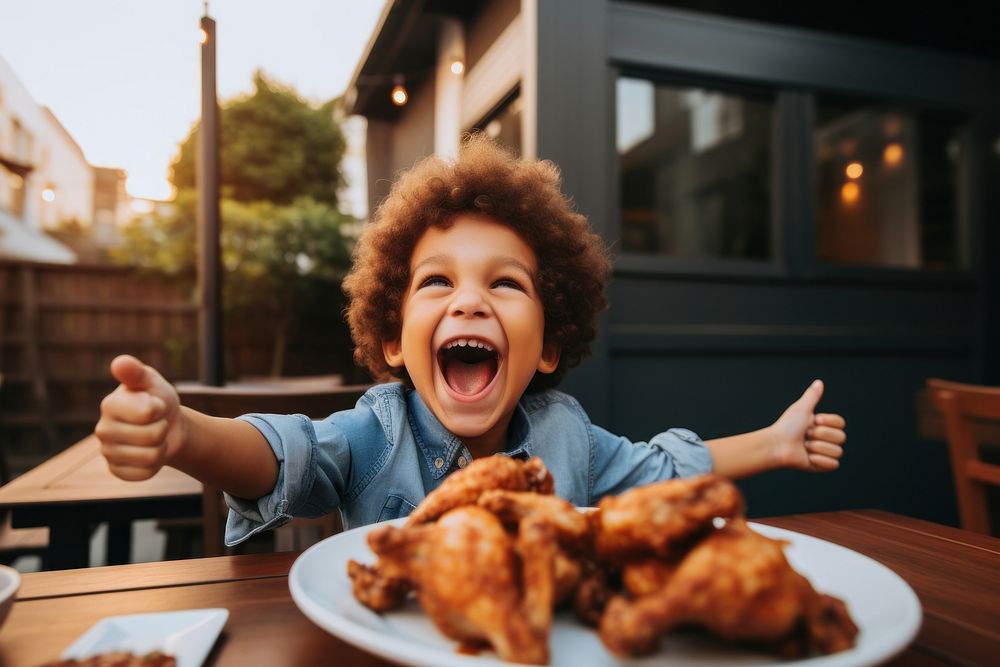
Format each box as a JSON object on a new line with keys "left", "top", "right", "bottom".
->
{"left": 38, "top": 107, "right": 93, "bottom": 229}
{"left": 0, "top": 54, "right": 84, "bottom": 263}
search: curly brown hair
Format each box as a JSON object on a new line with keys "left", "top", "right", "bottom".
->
{"left": 343, "top": 134, "right": 611, "bottom": 392}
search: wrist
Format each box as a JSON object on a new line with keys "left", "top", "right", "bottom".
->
{"left": 764, "top": 424, "right": 787, "bottom": 469}
{"left": 165, "top": 405, "right": 196, "bottom": 467}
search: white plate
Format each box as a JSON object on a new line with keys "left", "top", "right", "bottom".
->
{"left": 289, "top": 520, "right": 921, "bottom": 667}
{"left": 62, "top": 608, "right": 229, "bottom": 667}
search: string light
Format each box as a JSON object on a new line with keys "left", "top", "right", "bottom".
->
{"left": 390, "top": 74, "right": 408, "bottom": 106}
{"left": 883, "top": 143, "right": 904, "bottom": 167}
{"left": 845, "top": 162, "right": 863, "bottom": 179}
{"left": 840, "top": 181, "right": 860, "bottom": 205}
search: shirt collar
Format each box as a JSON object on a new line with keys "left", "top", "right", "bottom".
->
{"left": 406, "top": 389, "right": 535, "bottom": 478}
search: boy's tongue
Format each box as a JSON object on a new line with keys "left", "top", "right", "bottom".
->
{"left": 443, "top": 357, "right": 497, "bottom": 396}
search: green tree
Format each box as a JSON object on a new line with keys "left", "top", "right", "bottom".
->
{"left": 115, "top": 72, "right": 356, "bottom": 376}
{"left": 170, "top": 70, "right": 346, "bottom": 205}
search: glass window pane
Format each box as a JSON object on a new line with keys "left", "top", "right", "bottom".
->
{"left": 616, "top": 75, "right": 774, "bottom": 260}
{"left": 815, "top": 97, "right": 967, "bottom": 270}
{"left": 472, "top": 92, "right": 522, "bottom": 157}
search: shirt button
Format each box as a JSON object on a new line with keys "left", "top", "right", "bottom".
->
{"left": 434, "top": 457, "right": 445, "bottom": 469}
{"left": 457, "top": 456, "right": 468, "bottom": 468}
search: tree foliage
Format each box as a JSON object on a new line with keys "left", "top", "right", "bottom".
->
{"left": 115, "top": 72, "right": 356, "bottom": 376}
{"left": 170, "top": 70, "right": 346, "bottom": 205}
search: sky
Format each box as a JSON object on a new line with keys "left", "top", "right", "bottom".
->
{"left": 0, "top": 0, "right": 385, "bottom": 200}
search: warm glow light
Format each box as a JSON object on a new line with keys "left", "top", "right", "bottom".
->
{"left": 41, "top": 187, "right": 56, "bottom": 202}
{"left": 200, "top": 28, "right": 209, "bottom": 44}
{"left": 391, "top": 84, "right": 408, "bottom": 106}
{"left": 840, "top": 181, "right": 860, "bottom": 205}
{"left": 450, "top": 60, "right": 464, "bottom": 75}
{"left": 883, "top": 143, "right": 904, "bottom": 167}
{"left": 390, "top": 74, "right": 408, "bottom": 106}
{"left": 845, "top": 162, "right": 863, "bottom": 179}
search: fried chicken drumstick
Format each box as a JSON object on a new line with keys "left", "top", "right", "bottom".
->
{"left": 405, "top": 455, "right": 553, "bottom": 526}
{"left": 362, "top": 505, "right": 559, "bottom": 664}
{"left": 592, "top": 474, "right": 744, "bottom": 562}
{"left": 599, "top": 518, "right": 858, "bottom": 657}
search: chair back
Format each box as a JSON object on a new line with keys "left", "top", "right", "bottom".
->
{"left": 926, "top": 378, "right": 1000, "bottom": 534}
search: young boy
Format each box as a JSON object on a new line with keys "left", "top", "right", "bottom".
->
{"left": 95, "top": 136, "right": 846, "bottom": 547}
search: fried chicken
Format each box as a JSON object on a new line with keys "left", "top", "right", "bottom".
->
{"left": 405, "top": 455, "right": 554, "bottom": 526}
{"left": 346, "top": 559, "right": 411, "bottom": 611}
{"left": 347, "top": 463, "right": 859, "bottom": 663}
{"left": 360, "top": 505, "right": 557, "bottom": 664}
{"left": 598, "top": 518, "right": 859, "bottom": 657}
{"left": 592, "top": 474, "right": 744, "bottom": 562}
{"left": 478, "top": 489, "right": 594, "bottom": 605}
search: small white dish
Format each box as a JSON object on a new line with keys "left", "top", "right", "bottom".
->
{"left": 0, "top": 564, "right": 20, "bottom": 630}
{"left": 62, "top": 608, "right": 228, "bottom": 667}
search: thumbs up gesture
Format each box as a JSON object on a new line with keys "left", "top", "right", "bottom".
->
{"left": 95, "top": 355, "right": 187, "bottom": 481}
{"left": 770, "top": 380, "right": 846, "bottom": 472}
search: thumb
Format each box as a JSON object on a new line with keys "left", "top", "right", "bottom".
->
{"left": 794, "top": 379, "right": 824, "bottom": 411}
{"left": 110, "top": 354, "right": 156, "bottom": 391}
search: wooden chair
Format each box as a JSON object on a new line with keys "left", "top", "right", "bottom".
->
{"left": 926, "top": 378, "right": 1000, "bottom": 535}
{"left": 176, "top": 378, "right": 373, "bottom": 556}
{"left": 0, "top": 373, "right": 50, "bottom": 567}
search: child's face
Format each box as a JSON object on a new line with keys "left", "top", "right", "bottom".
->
{"left": 382, "top": 214, "right": 560, "bottom": 453}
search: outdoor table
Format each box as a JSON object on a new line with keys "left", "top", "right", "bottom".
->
{"left": 0, "top": 434, "right": 203, "bottom": 570}
{"left": 1, "top": 510, "right": 996, "bottom": 666}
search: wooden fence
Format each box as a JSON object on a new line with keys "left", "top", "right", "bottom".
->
{"left": 0, "top": 260, "right": 359, "bottom": 479}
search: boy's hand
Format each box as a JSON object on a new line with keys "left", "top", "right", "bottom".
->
{"left": 95, "top": 354, "right": 187, "bottom": 481}
{"left": 770, "top": 380, "right": 846, "bottom": 472}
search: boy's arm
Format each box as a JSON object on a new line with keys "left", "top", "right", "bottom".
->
{"left": 706, "top": 380, "right": 846, "bottom": 479}
{"left": 168, "top": 407, "right": 278, "bottom": 499}
{"left": 96, "top": 355, "right": 278, "bottom": 500}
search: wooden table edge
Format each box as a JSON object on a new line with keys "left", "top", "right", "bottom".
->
{"left": 17, "top": 551, "right": 300, "bottom": 600}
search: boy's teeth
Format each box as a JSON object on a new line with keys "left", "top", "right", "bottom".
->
{"left": 446, "top": 339, "right": 495, "bottom": 352}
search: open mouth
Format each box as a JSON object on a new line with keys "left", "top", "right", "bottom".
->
{"left": 438, "top": 339, "right": 500, "bottom": 396}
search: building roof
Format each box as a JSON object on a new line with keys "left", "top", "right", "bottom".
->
{"left": 346, "top": 0, "right": 488, "bottom": 120}
{"left": 0, "top": 209, "right": 76, "bottom": 264}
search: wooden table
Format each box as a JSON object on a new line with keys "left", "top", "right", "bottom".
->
{"left": 0, "top": 434, "right": 203, "bottom": 570}
{"left": 1, "top": 510, "right": 996, "bottom": 666}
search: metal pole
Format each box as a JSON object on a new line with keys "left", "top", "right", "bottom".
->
{"left": 197, "top": 14, "right": 224, "bottom": 385}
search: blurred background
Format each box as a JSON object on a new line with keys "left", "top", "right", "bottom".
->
{"left": 1, "top": 0, "right": 999, "bottom": 568}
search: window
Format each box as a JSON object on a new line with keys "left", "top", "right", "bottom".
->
{"left": 815, "top": 97, "right": 967, "bottom": 270}
{"left": 616, "top": 75, "right": 775, "bottom": 260}
{"left": 471, "top": 90, "right": 522, "bottom": 157}
{"left": 11, "top": 118, "right": 33, "bottom": 164}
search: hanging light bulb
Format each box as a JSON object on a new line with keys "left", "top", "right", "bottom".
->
{"left": 391, "top": 74, "right": 408, "bottom": 106}
{"left": 450, "top": 59, "right": 465, "bottom": 75}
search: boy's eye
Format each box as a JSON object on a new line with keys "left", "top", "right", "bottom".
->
{"left": 492, "top": 277, "right": 525, "bottom": 291}
{"left": 419, "top": 275, "right": 451, "bottom": 289}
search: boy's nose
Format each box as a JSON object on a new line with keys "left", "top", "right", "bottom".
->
{"left": 448, "top": 287, "right": 491, "bottom": 318}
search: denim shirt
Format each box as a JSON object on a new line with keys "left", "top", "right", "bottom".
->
{"left": 226, "top": 382, "right": 712, "bottom": 546}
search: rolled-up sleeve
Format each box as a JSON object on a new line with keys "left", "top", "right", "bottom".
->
{"left": 224, "top": 412, "right": 348, "bottom": 546}
{"left": 590, "top": 424, "right": 713, "bottom": 502}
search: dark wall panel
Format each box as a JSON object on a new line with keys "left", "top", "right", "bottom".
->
{"left": 608, "top": 352, "right": 970, "bottom": 525}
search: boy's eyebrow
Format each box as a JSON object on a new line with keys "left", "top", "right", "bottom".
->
{"left": 491, "top": 256, "right": 535, "bottom": 276}
{"left": 411, "top": 254, "right": 535, "bottom": 276}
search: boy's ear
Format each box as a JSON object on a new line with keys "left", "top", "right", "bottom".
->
{"left": 382, "top": 338, "right": 404, "bottom": 368}
{"left": 537, "top": 341, "right": 561, "bottom": 374}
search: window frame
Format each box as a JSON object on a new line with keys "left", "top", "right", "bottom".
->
{"left": 607, "top": 2, "right": 992, "bottom": 285}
